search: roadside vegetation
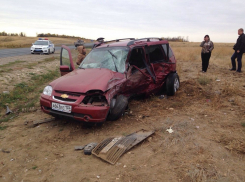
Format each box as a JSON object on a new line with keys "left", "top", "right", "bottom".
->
{"left": 36, "top": 33, "right": 85, "bottom": 39}
{"left": 0, "top": 35, "right": 91, "bottom": 48}
{"left": 0, "top": 31, "right": 26, "bottom": 37}
{"left": 0, "top": 68, "right": 59, "bottom": 123}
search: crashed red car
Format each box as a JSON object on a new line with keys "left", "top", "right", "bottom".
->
{"left": 40, "top": 38, "right": 180, "bottom": 123}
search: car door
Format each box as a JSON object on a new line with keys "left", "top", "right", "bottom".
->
{"left": 121, "top": 47, "right": 155, "bottom": 96}
{"left": 146, "top": 44, "right": 172, "bottom": 87}
{"left": 161, "top": 44, "right": 176, "bottom": 74}
{"left": 60, "top": 45, "right": 75, "bottom": 76}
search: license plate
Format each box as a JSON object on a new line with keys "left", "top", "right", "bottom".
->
{"left": 52, "top": 102, "right": 72, "bottom": 113}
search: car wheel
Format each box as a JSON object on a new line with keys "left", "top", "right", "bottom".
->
{"left": 166, "top": 73, "right": 180, "bottom": 96}
{"left": 107, "top": 95, "right": 128, "bottom": 121}
{"left": 47, "top": 49, "right": 50, "bottom": 55}
{"left": 31, "top": 52, "right": 34, "bottom": 54}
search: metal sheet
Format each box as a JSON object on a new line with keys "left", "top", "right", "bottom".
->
{"left": 92, "top": 129, "right": 155, "bottom": 164}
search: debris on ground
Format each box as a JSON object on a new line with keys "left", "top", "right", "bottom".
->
{"left": 32, "top": 118, "right": 55, "bottom": 127}
{"left": 1, "top": 149, "right": 10, "bottom": 153}
{"left": 5, "top": 106, "right": 12, "bottom": 115}
{"left": 159, "top": 95, "right": 164, "bottom": 99}
{"left": 92, "top": 129, "right": 154, "bottom": 164}
{"left": 166, "top": 127, "right": 174, "bottom": 133}
{"left": 2, "top": 91, "right": 9, "bottom": 94}
{"left": 84, "top": 143, "right": 97, "bottom": 155}
{"left": 74, "top": 146, "right": 86, "bottom": 150}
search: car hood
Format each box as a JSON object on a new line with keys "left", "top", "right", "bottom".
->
{"left": 50, "top": 68, "right": 125, "bottom": 93}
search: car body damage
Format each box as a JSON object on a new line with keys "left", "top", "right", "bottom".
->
{"left": 40, "top": 38, "right": 180, "bottom": 123}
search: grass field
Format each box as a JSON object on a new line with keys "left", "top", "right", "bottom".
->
{"left": 0, "top": 36, "right": 91, "bottom": 48}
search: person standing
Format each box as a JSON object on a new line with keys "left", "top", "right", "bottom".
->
{"left": 230, "top": 28, "right": 245, "bottom": 72}
{"left": 76, "top": 45, "right": 86, "bottom": 65}
{"left": 200, "top": 35, "right": 214, "bottom": 72}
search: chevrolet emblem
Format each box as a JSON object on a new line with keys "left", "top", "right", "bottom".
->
{"left": 61, "top": 94, "right": 69, "bottom": 99}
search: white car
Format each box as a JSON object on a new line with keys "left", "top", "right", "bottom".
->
{"left": 31, "top": 38, "right": 55, "bottom": 54}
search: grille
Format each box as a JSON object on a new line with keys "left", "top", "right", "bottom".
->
{"left": 53, "top": 96, "right": 77, "bottom": 102}
{"left": 55, "top": 90, "right": 82, "bottom": 97}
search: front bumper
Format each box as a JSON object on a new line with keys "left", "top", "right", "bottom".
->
{"left": 31, "top": 49, "right": 49, "bottom": 53}
{"left": 40, "top": 95, "right": 110, "bottom": 122}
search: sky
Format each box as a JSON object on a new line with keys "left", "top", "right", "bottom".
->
{"left": 0, "top": 0, "right": 245, "bottom": 42}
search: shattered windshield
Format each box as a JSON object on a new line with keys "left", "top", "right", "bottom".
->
{"left": 34, "top": 41, "right": 48, "bottom": 45}
{"left": 79, "top": 47, "right": 129, "bottom": 73}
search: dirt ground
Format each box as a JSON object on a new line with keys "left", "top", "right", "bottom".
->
{"left": 0, "top": 42, "right": 245, "bottom": 182}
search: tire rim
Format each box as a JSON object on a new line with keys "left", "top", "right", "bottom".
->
{"left": 174, "top": 78, "right": 179, "bottom": 93}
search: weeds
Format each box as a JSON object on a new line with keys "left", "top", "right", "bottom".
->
{"left": 197, "top": 76, "right": 211, "bottom": 86}
{"left": 0, "top": 68, "right": 13, "bottom": 74}
{"left": 242, "top": 122, "right": 245, "bottom": 127}
{"left": 0, "top": 114, "right": 17, "bottom": 124}
{"left": 44, "top": 56, "right": 57, "bottom": 62}
{"left": 0, "top": 126, "right": 8, "bottom": 130}
{"left": 32, "top": 166, "right": 38, "bottom": 170}
{"left": 0, "top": 60, "right": 25, "bottom": 68}
{"left": 0, "top": 69, "right": 59, "bottom": 122}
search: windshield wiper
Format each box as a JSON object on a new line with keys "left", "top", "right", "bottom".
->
{"left": 107, "top": 50, "right": 118, "bottom": 72}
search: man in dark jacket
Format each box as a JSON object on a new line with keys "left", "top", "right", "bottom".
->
{"left": 230, "top": 28, "right": 245, "bottom": 72}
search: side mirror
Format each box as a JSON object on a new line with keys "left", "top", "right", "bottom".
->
{"left": 60, "top": 65, "right": 70, "bottom": 72}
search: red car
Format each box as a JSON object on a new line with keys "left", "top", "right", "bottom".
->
{"left": 40, "top": 38, "right": 179, "bottom": 123}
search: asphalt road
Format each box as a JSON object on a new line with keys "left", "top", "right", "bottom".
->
{"left": 0, "top": 46, "right": 74, "bottom": 58}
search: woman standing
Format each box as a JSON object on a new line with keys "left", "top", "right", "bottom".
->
{"left": 200, "top": 35, "right": 214, "bottom": 72}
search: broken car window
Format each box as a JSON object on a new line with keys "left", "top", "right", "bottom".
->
{"left": 79, "top": 47, "right": 129, "bottom": 73}
{"left": 148, "top": 45, "right": 165, "bottom": 63}
{"left": 129, "top": 48, "right": 146, "bottom": 69}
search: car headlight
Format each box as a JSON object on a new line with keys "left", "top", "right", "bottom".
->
{"left": 43, "top": 86, "right": 53, "bottom": 96}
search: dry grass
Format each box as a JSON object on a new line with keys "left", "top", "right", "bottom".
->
{"left": 197, "top": 76, "right": 212, "bottom": 86}
{"left": 0, "top": 36, "right": 91, "bottom": 48}
{"left": 171, "top": 42, "right": 237, "bottom": 68}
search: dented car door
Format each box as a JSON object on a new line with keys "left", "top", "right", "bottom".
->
{"left": 121, "top": 47, "right": 154, "bottom": 96}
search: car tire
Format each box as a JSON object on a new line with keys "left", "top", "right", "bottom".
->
{"left": 166, "top": 73, "right": 180, "bottom": 96}
{"left": 52, "top": 48, "right": 55, "bottom": 54}
{"left": 31, "top": 52, "right": 34, "bottom": 54}
{"left": 107, "top": 95, "right": 128, "bottom": 121}
{"left": 47, "top": 49, "right": 50, "bottom": 55}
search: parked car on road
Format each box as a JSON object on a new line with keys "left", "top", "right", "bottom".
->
{"left": 40, "top": 38, "right": 179, "bottom": 123}
{"left": 31, "top": 38, "right": 55, "bottom": 54}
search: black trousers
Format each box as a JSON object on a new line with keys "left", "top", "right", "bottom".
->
{"left": 201, "top": 52, "right": 211, "bottom": 72}
{"left": 231, "top": 51, "right": 243, "bottom": 71}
